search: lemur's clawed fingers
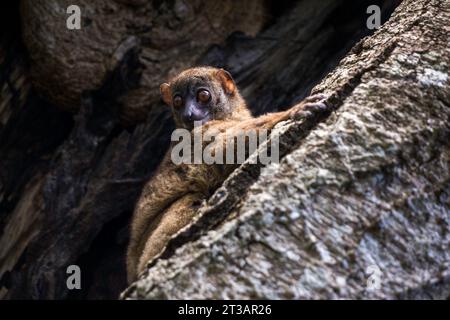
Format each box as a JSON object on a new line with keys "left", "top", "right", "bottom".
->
{"left": 302, "top": 101, "right": 328, "bottom": 113}
{"left": 290, "top": 93, "right": 330, "bottom": 119}
{"left": 303, "top": 93, "right": 328, "bottom": 103}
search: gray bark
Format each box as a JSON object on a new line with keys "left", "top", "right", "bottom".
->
{"left": 122, "top": 0, "right": 450, "bottom": 299}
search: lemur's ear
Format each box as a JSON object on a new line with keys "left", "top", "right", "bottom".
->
{"left": 160, "top": 83, "right": 171, "bottom": 106}
{"left": 215, "top": 69, "right": 236, "bottom": 95}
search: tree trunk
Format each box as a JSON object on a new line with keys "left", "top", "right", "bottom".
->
{"left": 122, "top": 0, "right": 450, "bottom": 300}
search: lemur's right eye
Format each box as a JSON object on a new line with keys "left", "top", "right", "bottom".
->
{"left": 173, "top": 95, "right": 183, "bottom": 108}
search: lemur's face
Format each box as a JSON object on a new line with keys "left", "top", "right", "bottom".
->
{"left": 160, "top": 67, "right": 237, "bottom": 130}
{"left": 168, "top": 77, "right": 215, "bottom": 129}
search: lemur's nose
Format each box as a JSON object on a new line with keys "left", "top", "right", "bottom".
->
{"left": 182, "top": 110, "right": 193, "bottom": 122}
{"left": 183, "top": 107, "right": 204, "bottom": 122}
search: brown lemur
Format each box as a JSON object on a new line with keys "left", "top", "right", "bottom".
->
{"left": 126, "top": 66, "right": 328, "bottom": 282}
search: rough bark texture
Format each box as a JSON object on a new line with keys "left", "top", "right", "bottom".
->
{"left": 122, "top": 0, "right": 450, "bottom": 299}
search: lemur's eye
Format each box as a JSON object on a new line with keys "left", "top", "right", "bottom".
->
{"left": 197, "top": 89, "right": 211, "bottom": 103}
{"left": 173, "top": 95, "right": 183, "bottom": 108}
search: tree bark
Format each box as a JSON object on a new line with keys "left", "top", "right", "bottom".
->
{"left": 122, "top": 0, "right": 450, "bottom": 299}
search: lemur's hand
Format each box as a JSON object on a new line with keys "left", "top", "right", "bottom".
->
{"left": 289, "top": 93, "right": 330, "bottom": 120}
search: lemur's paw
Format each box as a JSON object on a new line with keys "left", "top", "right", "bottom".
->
{"left": 290, "top": 93, "right": 330, "bottom": 119}
{"left": 304, "top": 93, "right": 328, "bottom": 104}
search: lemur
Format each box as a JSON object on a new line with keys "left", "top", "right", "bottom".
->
{"left": 127, "top": 67, "right": 328, "bottom": 282}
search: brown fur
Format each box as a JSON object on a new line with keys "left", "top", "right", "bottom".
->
{"left": 126, "top": 67, "right": 328, "bottom": 282}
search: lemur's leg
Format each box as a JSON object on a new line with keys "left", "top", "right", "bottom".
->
{"left": 136, "top": 192, "right": 203, "bottom": 277}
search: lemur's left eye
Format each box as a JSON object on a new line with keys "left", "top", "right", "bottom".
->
{"left": 197, "top": 89, "right": 211, "bottom": 103}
